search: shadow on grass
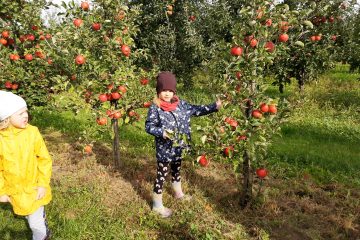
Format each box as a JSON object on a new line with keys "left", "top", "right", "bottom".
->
{"left": 0, "top": 205, "right": 31, "bottom": 240}
{"left": 270, "top": 123, "right": 360, "bottom": 177}
{"left": 311, "top": 90, "right": 360, "bottom": 109}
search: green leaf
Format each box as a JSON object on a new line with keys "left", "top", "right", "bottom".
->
{"left": 124, "top": 116, "right": 130, "bottom": 124}
{"left": 201, "top": 135, "right": 207, "bottom": 144}
{"left": 294, "top": 41, "right": 304, "bottom": 48}
{"left": 303, "top": 20, "right": 313, "bottom": 29}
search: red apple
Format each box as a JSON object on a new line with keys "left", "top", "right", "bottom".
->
{"left": 252, "top": 109, "right": 263, "bottom": 119}
{"left": 13, "top": 54, "right": 20, "bottom": 61}
{"left": 24, "top": 54, "right": 33, "bottom": 61}
{"left": 128, "top": 110, "right": 136, "bottom": 117}
{"left": 256, "top": 168, "right": 268, "bottom": 179}
{"left": 259, "top": 103, "right": 269, "bottom": 113}
{"left": 230, "top": 46, "right": 243, "bottom": 56}
{"left": 1, "top": 31, "right": 9, "bottom": 38}
{"left": 250, "top": 38, "right": 258, "bottom": 48}
{"left": 279, "top": 21, "right": 290, "bottom": 32}
{"left": 111, "top": 92, "right": 122, "bottom": 100}
{"left": 225, "top": 117, "right": 232, "bottom": 124}
{"left": 228, "top": 119, "right": 238, "bottom": 130}
{"left": 19, "top": 35, "right": 26, "bottom": 42}
{"left": 189, "top": 15, "right": 196, "bottom": 21}
{"left": 264, "top": 41, "right": 275, "bottom": 53}
{"left": 84, "top": 145, "right": 92, "bottom": 154}
{"left": 140, "top": 78, "right": 149, "bottom": 85}
{"left": 113, "top": 112, "right": 122, "bottom": 119}
{"left": 75, "top": 55, "right": 86, "bottom": 65}
{"left": 35, "top": 51, "right": 45, "bottom": 59}
{"left": 237, "top": 135, "right": 247, "bottom": 141}
{"left": 98, "top": 94, "right": 108, "bottom": 102}
{"left": 224, "top": 146, "right": 234, "bottom": 157}
{"left": 143, "top": 101, "right": 152, "bottom": 108}
{"left": 26, "top": 34, "right": 35, "bottom": 41}
{"left": 197, "top": 155, "right": 209, "bottom": 167}
{"left": 0, "top": 37, "right": 7, "bottom": 45}
{"left": 6, "top": 38, "right": 14, "bottom": 45}
{"left": 278, "top": 33, "right": 289, "bottom": 43}
{"left": 121, "top": 44, "right": 130, "bottom": 57}
{"left": 96, "top": 117, "right": 107, "bottom": 125}
{"left": 106, "top": 93, "right": 113, "bottom": 101}
{"left": 73, "top": 18, "right": 83, "bottom": 27}
{"left": 107, "top": 83, "right": 114, "bottom": 90}
{"left": 81, "top": 1, "right": 90, "bottom": 11}
{"left": 118, "top": 85, "right": 127, "bottom": 93}
{"left": 268, "top": 104, "right": 277, "bottom": 114}
{"left": 236, "top": 71, "right": 242, "bottom": 79}
{"left": 244, "top": 35, "right": 254, "bottom": 44}
{"left": 11, "top": 83, "right": 19, "bottom": 90}
{"left": 315, "top": 35, "right": 321, "bottom": 41}
{"left": 92, "top": 23, "right": 101, "bottom": 31}
{"left": 264, "top": 18, "right": 272, "bottom": 26}
{"left": 4, "top": 81, "right": 12, "bottom": 89}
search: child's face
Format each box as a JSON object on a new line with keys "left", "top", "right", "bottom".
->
{"left": 10, "top": 107, "right": 28, "bottom": 129}
{"left": 159, "top": 90, "right": 174, "bottom": 102}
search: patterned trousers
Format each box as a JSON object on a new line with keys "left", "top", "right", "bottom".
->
{"left": 153, "top": 160, "right": 181, "bottom": 194}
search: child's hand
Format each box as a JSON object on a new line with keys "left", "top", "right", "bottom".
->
{"left": 36, "top": 187, "right": 46, "bottom": 200}
{"left": 163, "top": 129, "right": 174, "bottom": 140}
{"left": 216, "top": 97, "right": 222, "bottom": 110}
{"left": 0, "top": 195, "right": 11, "bottom": 203}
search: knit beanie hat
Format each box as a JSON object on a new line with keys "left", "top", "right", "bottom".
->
{"left": 0, "top": 90, "right": 27, "bottom": 121}
{"left": 156, "top": 71, "right": 177, "bottom": 94}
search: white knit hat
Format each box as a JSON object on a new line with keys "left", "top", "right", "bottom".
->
{"left": 0, "top": 90, "right": 27, "bottom": 121}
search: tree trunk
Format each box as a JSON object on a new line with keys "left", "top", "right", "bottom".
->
{"left": 240, "top": 98, "right": 254, "bottom": 208}
{"left": 279, "top": 83, "right": 284, "bottom": 94}
{"left": 298, "top": 79, "right": 305, "bottom": 93}
{"left": 112, "top": 101, "right": 121, "bottom": 169}
{"left": 240, "top": 150, "right": 253, "bottom": 208}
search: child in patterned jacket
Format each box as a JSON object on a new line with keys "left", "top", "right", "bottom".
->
{"left": 145, "top": 71, "right": 221, "bottom": 218}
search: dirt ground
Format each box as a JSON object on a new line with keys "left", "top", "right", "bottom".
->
{"left": 45, "top": 130, "right": 360, "bottom": 240}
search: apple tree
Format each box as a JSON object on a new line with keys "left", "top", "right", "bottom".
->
{"left": 44, "top": 1, "right": 157, "bottom": 168}
{"left": 269, "top": 0, "right": 348, "bottom": 93}
{"left": 192, "top": 1, "right": 300, "bottom": 207}
{"left": 343, "top": 4, "right": 360, "bottom": 72}
{"left": 130, "top": 0, "right": 206, "bottom": 88}
{"left": 0, "top": 0, "right": 56, "bottom": 106}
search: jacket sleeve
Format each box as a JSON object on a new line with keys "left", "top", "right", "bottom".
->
{"left": 183, "top": 101, "right": 218, "bottom": 117}
{"left": 34, "top": 128, "right": 52, "bottom": 187}
{"left": 0, "top": 153, "right": 5, "bottom": 196}
{"left": 145, "top": 105, "right": 164, "bottom": 138}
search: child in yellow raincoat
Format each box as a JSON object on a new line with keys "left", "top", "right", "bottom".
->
{"left": 0, "top": 91, "right": 52, "bottom": 240}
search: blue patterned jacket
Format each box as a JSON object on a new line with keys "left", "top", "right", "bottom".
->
{"left": 145, "top": 99, "right": 218, "bottom": 162}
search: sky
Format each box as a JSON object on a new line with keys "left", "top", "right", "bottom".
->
{"left": 41, "top": 0, "right": 83, "bottom": 25}
{"left": 42, "top": 0, "right": 360, "bottom": 23}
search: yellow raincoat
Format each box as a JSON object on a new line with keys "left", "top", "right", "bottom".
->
{"left": 0, "top": 124, "right": 52, "bottom": 216}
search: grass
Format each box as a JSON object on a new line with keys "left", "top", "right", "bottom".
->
{"left": 1, "top": 64, "right": 359, "bottom": 239}
{"left": 267, "top": 65, "right": 360, "bottom": 187}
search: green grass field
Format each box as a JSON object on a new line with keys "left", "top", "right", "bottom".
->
{"left": 1, "top": 65, "right": 359, "bottom": 239}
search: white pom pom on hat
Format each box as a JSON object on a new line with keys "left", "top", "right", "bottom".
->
{"left": 0, "top": 90, "right": 27, "bottom": 121}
